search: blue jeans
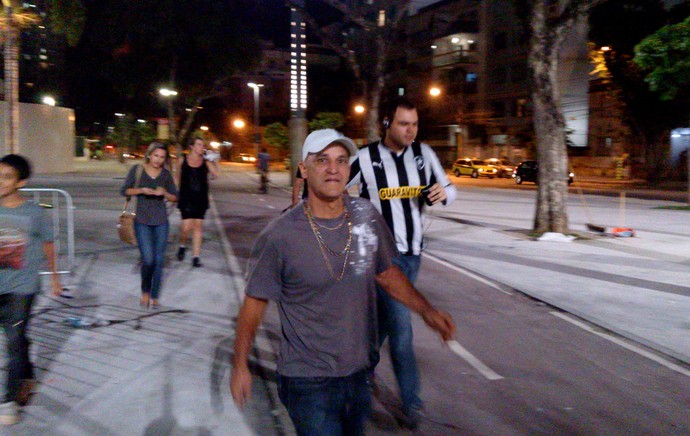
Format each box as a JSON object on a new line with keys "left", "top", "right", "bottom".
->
{"left": 134, "top": 222, "right": 169, "bottom": 299}
{"left": 373, "top": 254, "right": 422, "bottom": 414}
{"left": 0, "top": 293, "right": 36, "bottom": 403}
{"left": 277, "top": 369, "right": 371, "bottom": 436}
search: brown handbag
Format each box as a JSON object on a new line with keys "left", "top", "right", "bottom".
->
{"left": 118, "top": 165, "right": 144, "bottom": 245}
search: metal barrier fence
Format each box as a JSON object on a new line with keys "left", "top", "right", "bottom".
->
{"left": 19, "top": 188, "right": 75, "bottom": 281}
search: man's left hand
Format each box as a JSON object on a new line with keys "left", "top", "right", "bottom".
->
{"left": 426, "top": 183, "right": 447, "bottom": 205}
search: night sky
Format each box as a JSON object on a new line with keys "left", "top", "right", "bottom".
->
{"left": 64, "top": 0, "right": 290, "bottom": 133}
{"left": 63, "top": 1, "right": 444, "bottom": 135}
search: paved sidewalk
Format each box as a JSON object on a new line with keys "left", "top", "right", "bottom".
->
{"left": 2, "top": 161, "right": 292, "bottom": 435}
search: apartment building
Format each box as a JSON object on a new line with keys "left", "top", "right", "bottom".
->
{"left": 398, "top": 0, "right": 590, "bottom": 165}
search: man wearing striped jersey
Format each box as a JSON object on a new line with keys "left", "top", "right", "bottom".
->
{"left": 347, "top": 97, "right": 457, "bottom": 429}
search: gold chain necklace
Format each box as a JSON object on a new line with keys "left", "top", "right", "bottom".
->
{"left": 313, "top": 213, "right": 347, "bottom": 231}
{"left": 304, "top": 202, "right": 352, "bottom": 280}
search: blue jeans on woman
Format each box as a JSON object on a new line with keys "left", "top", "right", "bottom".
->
{"left": 277, "top": 369, "right": 371, "bottom": 436}
{"left": 373, "top": 254, "right": 422, "bottom": 416}
{"left": 0, "top": 293, "right": 36, "bottom": 403}
{"left": 134, "top": 221, "right": 169, "bottom": 299}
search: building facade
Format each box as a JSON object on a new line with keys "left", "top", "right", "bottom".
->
{"left": 395, "top": 0, "right": 592, "bottom": 166}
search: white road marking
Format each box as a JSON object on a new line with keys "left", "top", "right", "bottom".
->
{"left": 209, "top": 194, "right": 246, "bottom": 301}
{"left": 425, "top": 252, "right": 512, "bottom": 295}
{"left": 551, "top": 312, "right": 690, "bottom": 378}
{"left": 446, "top": 340, "right": 504, "bottom": 380}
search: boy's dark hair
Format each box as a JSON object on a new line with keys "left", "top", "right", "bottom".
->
{"left": 0, "top": 154, "right": 32, "bottom": 180}
{"left": 382, "top": 96, "right": 416, "bottom": 124}
{"left": 189, "top": 137, "right": 205, "bottom": 147}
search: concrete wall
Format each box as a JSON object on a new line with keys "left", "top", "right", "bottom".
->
{"left": 0, "top": 102, "right": 75, "bottom": 174}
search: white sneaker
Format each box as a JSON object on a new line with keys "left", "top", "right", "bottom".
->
{"left": 0, "top": 401, "right": 19, "bottom": 426}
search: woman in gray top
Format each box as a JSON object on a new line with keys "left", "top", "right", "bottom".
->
{"left": 120, "top": 143, "right": 178, "bottom": 309}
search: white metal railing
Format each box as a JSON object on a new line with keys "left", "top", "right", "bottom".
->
{"left": 19, "top": 188, "right": 75, "bottom": 280}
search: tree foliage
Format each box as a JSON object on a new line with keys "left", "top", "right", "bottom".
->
{"left": 46, "top": 0, "right": 86, "bottom": 47}
{"left": 590, "top": 0, "right": 689, "bottom": 180}
{"left": 264, "top": 122, "right": 290, "bottom": 150}
{"left": 308, "top": 112, "right": 344, "bottom": 131}
{"left": 634, "top": 15, "right": 690, "bottom": 101}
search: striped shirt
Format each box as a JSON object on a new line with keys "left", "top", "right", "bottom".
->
{"left": 347, "top": 140, "right": 457, "bottom": 255}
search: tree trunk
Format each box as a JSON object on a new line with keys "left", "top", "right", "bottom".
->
{"left": 529, "top": 1, "right": 573, "bottom": 234}
{"left": 3, "top": 14, "right": 19, "bottom": 154}
{"left": 365, "top": 34, "right": 388, "bottom": 143}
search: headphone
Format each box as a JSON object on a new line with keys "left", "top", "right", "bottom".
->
{"left": 382, "top": 117, "right": 390, "bottom": 129}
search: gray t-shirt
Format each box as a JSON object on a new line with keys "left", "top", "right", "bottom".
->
{"left": 120, "top": 165, "right": 177, "bottom": 226}
{"left": 245, "top": 196, "right": 398, "bottom": 377}
{"left": 0, "top": 201, "right": 53, "bottom": 296}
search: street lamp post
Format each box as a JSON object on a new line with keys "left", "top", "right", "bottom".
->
{"left": 159, "top": 87, "right": 178, "bottom": 155}
{"left": 354, "top": 104, "right": 366, "bottom": 142}
{"left": 247, "top": 82, "right": 263, "bottom": 157}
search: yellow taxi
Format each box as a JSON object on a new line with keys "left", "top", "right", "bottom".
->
{"left": 452, "top": 158, "right": 498, "bottom": 179}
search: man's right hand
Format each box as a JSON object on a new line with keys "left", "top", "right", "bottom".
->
{"left": 421, "top": 308, "right": 456, "bottom": 341}
{"left": 230, "top": 363, "right": 252, "bottom": 409}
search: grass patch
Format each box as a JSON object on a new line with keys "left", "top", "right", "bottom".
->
{"left": 655, "top": 205, "right": 690, "bottom": 210}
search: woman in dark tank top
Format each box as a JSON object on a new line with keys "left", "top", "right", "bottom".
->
{"left": 174, "top": 137, "right": 220, "bottom": 267}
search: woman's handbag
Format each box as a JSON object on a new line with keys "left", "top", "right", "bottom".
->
{"left": 118, "top": 165, "right": 144, "bottom": 245}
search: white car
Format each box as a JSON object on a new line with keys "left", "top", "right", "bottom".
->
{"left": 237, "top": 153, "right": 256, "bottom": 163}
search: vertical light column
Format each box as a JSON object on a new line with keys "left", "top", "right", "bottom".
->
{"left": 290, "top": 4, "right": 307, "bottom": 118}
{"left": 289, "top": 3, "right": 308, "bottom": 184}
{"left": 247, "top": 82, "right": 263, "bottom": 158}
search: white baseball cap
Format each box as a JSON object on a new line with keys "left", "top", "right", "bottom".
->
{"left": 301, "top": 129, "right": 358, "bottom": 161}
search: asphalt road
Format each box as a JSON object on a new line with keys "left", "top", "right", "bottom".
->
{"left": 209, "top": 165, "right": 689, "bottom": 435}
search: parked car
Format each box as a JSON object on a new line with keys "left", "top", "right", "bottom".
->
{"left": 452, "top": 158, "right": 498, "bottom": 178}
{"left": 484, "top": 158, "right": 516, "bottom": 178}
{"left": 513, "top": 160, "right": 574, "bottom": 185}
{"left": 237, "top": 153, "right": 256, "bottom": 163}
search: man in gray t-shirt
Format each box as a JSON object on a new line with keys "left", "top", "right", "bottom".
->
{"left": 230, "top": 129, "right": 456, "bottom": 435}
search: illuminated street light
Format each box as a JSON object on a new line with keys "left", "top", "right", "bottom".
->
{"left": 159, "top": 88, "right": 178, "bottom": 97}
{"left": 248, "top": 82, "right": 264, "bottom": 157}
{"left": 601, "top": 46, "right": 611, "bottom": 52}
{"left": 354, "top": 104, "right": 365, "bottom": 114}
{"left": 429, "top": 87, "right": 442, "bottom": 97}
{"left": 158, "top": 87, "right": 178, "bottom": 145}
{"left": 233, "top": 118, "right": 246, "bottom": 129}
{"left": 42, "top": 96, "right": 56, "bottom": 106}
{"left": 200, "top": 125, "right": 209, "bottom": 131}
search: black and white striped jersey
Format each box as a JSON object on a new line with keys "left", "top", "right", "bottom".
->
{"left": 347, "top": 140, "right": 457, "bottom": 255}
